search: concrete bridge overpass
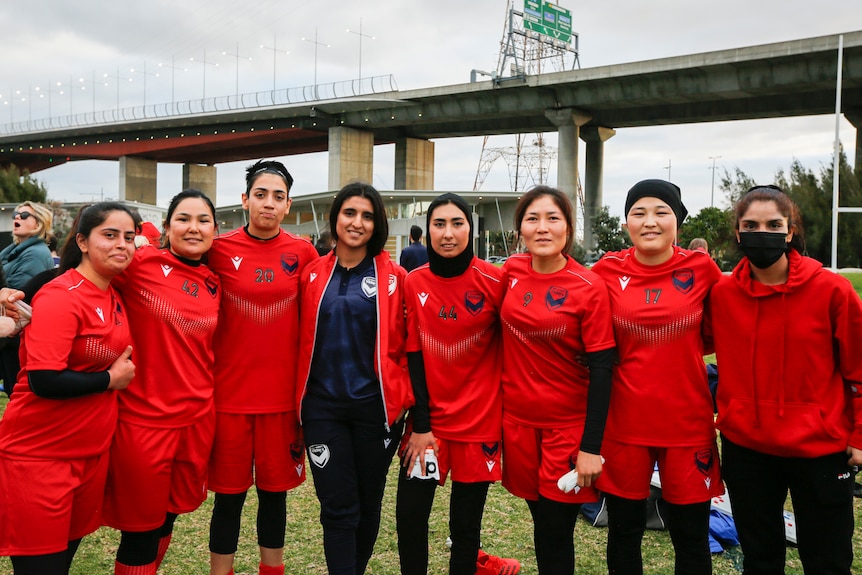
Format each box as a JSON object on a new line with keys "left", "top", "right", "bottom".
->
{"left": 2, "top": 30, "right": 861, "bottom": 248}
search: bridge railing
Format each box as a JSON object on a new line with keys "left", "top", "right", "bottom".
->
{"left": 0, "top": 75, "right": 398, "bottom": 137}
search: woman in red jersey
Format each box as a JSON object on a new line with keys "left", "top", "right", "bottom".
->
{"left": 103, "top": 189, "right": 221, "bottom": 575}
{"left": 591, "top": 179, "right": 722, "bottom": 575}
{"left": 0, "top": 202, "right": 138, "bottom": 575}
{"left": 711, "top": 185, "right": 862, "bottom": 575}
{"left": 296, "top": 182, "right": 411, "bottom": 575}
{"left": 207, "top": 160, "right": 318, "bottom": 575}
{"left": 500, "top": 186, "right": 616, "bottom": 574}
{"left": 396, "top": 193, "right": 519, "bottom": 575}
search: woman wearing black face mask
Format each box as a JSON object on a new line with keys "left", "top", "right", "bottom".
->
{"left": 710, "top": 185, "right": 862, "bottom": 575}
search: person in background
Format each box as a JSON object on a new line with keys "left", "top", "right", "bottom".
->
{"left": 0, "top": 202, "right": 137, "bottom": 575}
{"left": 46, "top": 235, "right": 60, "bottom": 267}
{"left": 400, "top": 225, "right": 429, "bottom": 272}
{"left": 315, "top": 231, "right": 335, "bottom": 257}
{"left": 0, "top": 201, "right": 55, "bottom": 399}
{"left": 296, "top": 182, "right": 411, "bottom": 575}
{"left": 207, "top": 160, "right": 318, "bottom": 575}
{"left": 500, "top": 186, "right": 616, "bottom": 574}
{"left": 591, "top": 179, "right": 723, "bottom": 575}
{"left": 687, "top": 237, "right": 708, "bottom": 253}
{"left": 396, "top": 193, "right": 519, "bottom": 575}
{"left": 711, "top": 185, "right": 862, "bottom": 575}
{"left": 103, "top": 190, "right": 221, "bottom": 575}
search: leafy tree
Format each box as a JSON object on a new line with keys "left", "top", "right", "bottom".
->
{"left": 0, "top": 165, "right": 48, "bottom": 203}
{"left": 719, "top": 167, "right": 758, "bottom": 207}
{"left": 590, "top": 205, "right": 631, "bottom": 255}
{"left": 679, "top": 207, "right": 737, "bottom": 270}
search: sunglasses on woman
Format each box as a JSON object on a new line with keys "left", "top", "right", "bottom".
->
{"left": 12, "top": 211, "right": 36, "bottom": 220}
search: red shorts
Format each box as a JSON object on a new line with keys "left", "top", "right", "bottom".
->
{"left": 103, "top": 410, "right": 215, "bottom": 531}
{"left": 0, "top": 452, "right": 108, "bottom": 555}
{"left": 208, "top": 411, "right": 305, "bottom": 493}
{"left": 399, "top": 431, "right": 502, "bottom": 485}
{"left": 596, "top": 438, "right": 724, "bottom": 504}
{"left": 501, "top": 418, "right": 598, "bottom": 504}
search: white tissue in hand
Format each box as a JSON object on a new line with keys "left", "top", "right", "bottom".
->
{"left": 557, "top": 469, "right": 580, "bottom": 494}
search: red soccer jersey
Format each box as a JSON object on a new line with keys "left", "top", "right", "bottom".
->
{"left": 208, "top": 228, "right": 318, "bottom": 414}
{"left": 112, "top": 246, "right": 220, "bottom": 427}
{"left": 500, "top": 254, "right": 615, "bottom": 428}
{"left": 404, "top": 258, "right": 505, "bottom": 442}
{"left": 591, "top": 246, "right": 722, "bottom": 446}
{"left": 0, "top": 269, "right": 131, "bottom": 458}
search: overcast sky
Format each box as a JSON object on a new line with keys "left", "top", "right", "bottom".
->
{"left": 1, "top": 0, "right": 860, "bottom": 221}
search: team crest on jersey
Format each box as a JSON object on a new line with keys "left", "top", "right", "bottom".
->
{"left": 545, "top": 286, "right": 568, "bottom": 310}
{"left": 672, "top": 269, "right": 695, "bottom": 294}
{"left": 205, "top": 276, "right": 219, "bottom": 298}
{"left": 231, "top": 256, "right": 243, "bottom": 270}
{"left": 483, "top": 442, "right": 500, "bottom": 472}
{"left": 388, "top": 274, "right": 397, "bottom": 295}
{"left": 361, "top": 277, "right": 378, "bottom": 299}
{"left": 465, "top": 291, "right": 484, "bottom": 316}
{"left": 308, "top": 444, "right": 330, "bottom": 468}
{"left": 281, "top": 253, "right": 299, "bottom": 275}
{"left": 161, "top": 264, "right": 173, "bottom": 277}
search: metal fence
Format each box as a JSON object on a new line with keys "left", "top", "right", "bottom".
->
{"left": 0, "top": 75, "right": 398, "bottom": 136}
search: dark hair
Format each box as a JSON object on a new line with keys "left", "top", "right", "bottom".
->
{"left": 46, "top": 234, "right": 58, "bottom": 252}
{"left": 245, "top": 160, "right": 293, "bottom": 195}
{"left": 60, "top": 202, "right": 136, "bottom": 271}
{"left": 514, "top": 185, "right": 575, "bottom": 255}
{"left": 409, "top": 225, "right": 423, "bottom": 242}
{"left": 329, "top": 182, "right": 389, "bottom": 257}
{"left": 163, "top": 189, "right": 217, "bottom": 251}
{"left": 734, "top": 185, "right": 805, "bottom": 253}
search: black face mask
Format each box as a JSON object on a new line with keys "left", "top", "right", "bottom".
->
{"left": 737, "top": 231, "right": 789, "bottom": 269}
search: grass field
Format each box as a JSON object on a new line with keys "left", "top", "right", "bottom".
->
{"left": 1, "top": 273, "right": 860, "bottom": 574}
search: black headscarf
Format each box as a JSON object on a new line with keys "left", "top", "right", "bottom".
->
{"left": 425, "top": 193, "right": 474, "bottom": 278}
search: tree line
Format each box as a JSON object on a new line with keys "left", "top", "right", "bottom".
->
{"left": 590, "top": 150, "right": 862, "bottom": 270}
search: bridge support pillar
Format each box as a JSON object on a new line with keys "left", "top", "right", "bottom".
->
{"left": 183, "top": 164, "right": 217, "bottom": 206}
{"left": 394, "top": 137, "right": 435, "bottom": 190}
{"left": 845, "top": 110, "right": 862, "bottom": 172}
{"left": 119, "top": 157, "right": 157, "bottom": 205}
{"left": 544, "top": 108, "right": 591, "bottom": 242}
{"left": 328, "top": 126, "right": 373, "bottom": 190}
{"left": 581, "top": 126, "right": 616, "bottom": 252}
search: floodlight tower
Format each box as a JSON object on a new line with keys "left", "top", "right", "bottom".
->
{"left": 474, "top": 0, "right": 585, "bottom": 240}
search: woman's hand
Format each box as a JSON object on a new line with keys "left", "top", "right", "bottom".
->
{"left": 401, "top": 431, "right": 438, "bottom": 477}
{"left": 847, "top": 445, "right": 862, "bottom": 466}
{"left": 574, "top": 451, "right": 604, "bottom": 489}
{"left": 107, "top": 346, "right": 135, "bottom": 390}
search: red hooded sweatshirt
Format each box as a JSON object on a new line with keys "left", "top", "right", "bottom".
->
{"left": 711, "top": 249, "right": 862, "bottom": 457}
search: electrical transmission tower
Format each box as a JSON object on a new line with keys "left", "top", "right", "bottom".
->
{"left": 473, "top": 0, "right": 585, "bottom": 239}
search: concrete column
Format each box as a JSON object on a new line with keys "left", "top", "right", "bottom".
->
{"left": 845, "top": 110, "right": 862, "bottom": 172}
{"left": 580, "top": 126, "right": 616, "bottom": 251}
{"left": 544, "top": 109, "right": 591, "bottom": 240}
{"left": 118, "top": 156, "right": 157, "bottom": 205}
{"left": 394, "top": 137, "right": 435, "bottom": 190}
{"left": 328, "top": 126, "right": 373, "bottom": 190}
{"left": 182, "top": 164, "right": 217, "bottom": 206}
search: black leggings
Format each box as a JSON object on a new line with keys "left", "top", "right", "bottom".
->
{"left": 209, "top": 488, "right": 287, "bottom": 554}
{"left": 116, "top": 513, "right": 178, "bottom": 566}
{"left": 10, "top": 538, "right": 81, "bottom": 575}
{"left": 396, "top": 473, "right": 489, "bottom": 575}
{"left": 526, "top": 496, "right": 580, "bottom": 575}
{"left": 605, "top": 493, "right": 711, "bottom": 575}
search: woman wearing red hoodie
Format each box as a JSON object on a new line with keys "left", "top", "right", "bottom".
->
{"left": 711, "top": 185, "right": 862, "bottom": 575}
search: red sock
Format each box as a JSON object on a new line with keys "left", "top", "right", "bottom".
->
{"left": 114, "top": 560, "right": 157, "bottom": 575}
{"left": 155, "top": 534, "right": 172, "bottom": 569}
{"left": 259, "top": 563, "right": 285, "bottom": 575}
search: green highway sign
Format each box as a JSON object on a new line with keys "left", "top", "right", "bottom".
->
{"left": 523, "top": 0, "right": 572, "bottom": 44}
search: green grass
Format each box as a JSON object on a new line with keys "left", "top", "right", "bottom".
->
{"left": 840, "top": 271, "right": 862, "bottom": 295}
{"left": 1, "top": 388, "right": 861, "bottom": 574}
